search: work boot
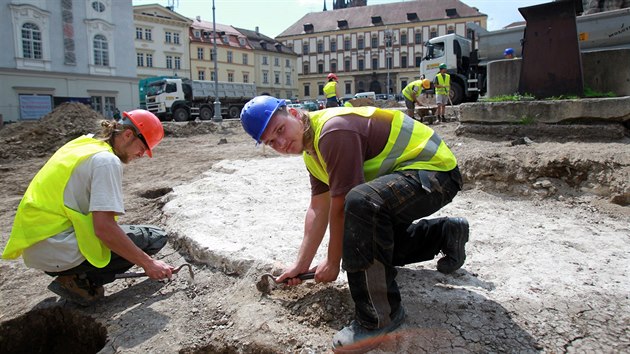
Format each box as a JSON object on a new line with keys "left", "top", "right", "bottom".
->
{"left": 47, "top": 275, "right": 104, "bottom": 306}
{"left": 437, "top": 217, "right": 470, "bottom": 274}
{"left": 332, "top": 307, "right": 406, "bottom": 353}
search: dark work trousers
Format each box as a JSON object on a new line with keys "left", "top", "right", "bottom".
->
{"left": 326, "top": 97, "right": 339, "bottom": 108}
{"left": 45, "top": 225, "right": 168, "bottom": 286}
{"left": 343, "top": 166, "right": 463, "bottom": 329}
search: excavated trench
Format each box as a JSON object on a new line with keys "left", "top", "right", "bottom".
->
{"left": 0, "top": 307, "right": 107, "bottom": 354}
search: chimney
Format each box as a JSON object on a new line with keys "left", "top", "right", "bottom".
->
{"left": 196, "top": 16, "right": 201, "bottom": 22}
{"left": 255, "top": 26, "right": 259, "bottom": 35}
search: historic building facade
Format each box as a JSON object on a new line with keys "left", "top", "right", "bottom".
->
{"left": 276, "top": 0, "right": 487, "bottom": 101}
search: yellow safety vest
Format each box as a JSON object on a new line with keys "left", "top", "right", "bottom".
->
{"left": 402, "top": 80, "right": 424, "bottom": 101}
{"left": 323, "top": 81, "right": 337, "bottom": 98}
{"left": 436, "top": 73, "right": 450, "bottom": 95}
{"left": 303, "top": 107, "right": 457, "bottom": 185}
{"left": 2, "top": 136, "right": 116, "bottom": 268}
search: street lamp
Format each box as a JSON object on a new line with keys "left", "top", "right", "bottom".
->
{"left": 212, "top": 0, "right": 222, "bottom": 123}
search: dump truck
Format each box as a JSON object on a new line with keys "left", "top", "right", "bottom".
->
{"left": 145, "top": 78, "right": 257, "bottom": 121}
{"left": 138, "top": 76, "right": 177, "bottom": 109}
{"left": 420, "top": 7, "right": 630, "bottom": 104}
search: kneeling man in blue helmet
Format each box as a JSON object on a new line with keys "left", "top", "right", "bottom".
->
{"left": 240, "top": 96, "right": 470, "bottom": 352}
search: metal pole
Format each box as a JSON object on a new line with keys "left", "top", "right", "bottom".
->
{"left": 212, "top": 0, "right": 222, "bottom": 122}
{"left": 385, "top": 30, "right": 392, "bottom": 99}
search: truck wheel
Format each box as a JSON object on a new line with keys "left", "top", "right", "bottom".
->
{"left": 228, "top": 106, "right": 240, "bottom": 119}
{"left": 173, "top": 107, "right": 189, "bottom": 122}
{"left": 450, "top": 82, "right": 464, "bottom": 105}
{"left": 199, "top": 106, "right": 213, "bottom": 120}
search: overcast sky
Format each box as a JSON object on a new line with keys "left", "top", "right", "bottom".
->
{"left": 131, "top": 0, "right": 549, "bottom": 38}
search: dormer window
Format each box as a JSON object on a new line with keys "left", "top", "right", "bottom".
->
{"left": 407, "top": 12, "right": 418, "bottom": 21}
{"left": 446, "top": 8, "right": 458, "bottom": 17}
{"left": 337, "top": 19, "right": 348, "bottom": 29}
{"left": 304, "top": 23, "right": 314, "bottom": 33}
{"left": 371, "top": 16, "right": 382, "bottom": 25}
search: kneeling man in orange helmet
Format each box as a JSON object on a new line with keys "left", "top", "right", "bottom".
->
{"left": 2, "top": 109, "right": 175, "bottom": 306}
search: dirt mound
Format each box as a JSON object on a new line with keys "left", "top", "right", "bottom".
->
{"left": 347, "top": 98, "right": 374, "bottom": 107}
{"left": 0, "top": 103, "right": 102, "bottom": 161}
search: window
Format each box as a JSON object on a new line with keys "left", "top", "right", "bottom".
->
{"left": 243, "top": 73, "right": 249, "bottom": 83}
{"left": 21, "top": 23, "right": 42, "bottom": 59}
{"left": 210, "top": 71, "right": 216, "bottom": 81}
{"left": 303, "top": 62, "right": 309, "bottom": 74}
{"left": 262, "top": 56, "right": 268, "bottom": 65}
{"left": 358, "top": 37, "right": 364, "bottom": 50}
{"left": 210, "top": 49, "right": 214, "bottom": 61}
{"left": 415, "top": 32, "right": 422, "bottom": 44}
{"left": 344, "top": 38, "right": 350, "bottom": 50}
{"left": 415, "top": 55, "right": 422, "bottom": 67}
{"left": 317, "top": 42, "right": 323, "bottom": 53}
{"left": 165, "top": 31, "right": 172, "bottom": 43}
{"left": 358, "top": 59, "right": 364, "bottom": 71}
{"left": 304, "top": 85, "right": 310, "bottom": 97}
{"left": 317, "top": 63, "right": 324, "bottom": 74}
{"left": 302, "top": 42, "right": 309, "bottom": 54}
{"left": 227, "top": 51, "right": 233, "bottom": 63}
{"left": 286, "top": 73, "right": 291, "bottom": 85}
{"left": 275, "top": 72, "right": 280, "bottom": 84}
{"left": 93, "top": 34, "right": 109, "bottom": 66}
{"left": 371, "top": 36, "right": 378, "bottom": 48}
{"left": 263, "top": 71, "right": 269, "bottom": 84}
{"left": 330, "top": 40, "right": 337, "bottom": 52}
{"left": 344, "top": 59, "right": 350, "bottom": 72}
{"left": 243, "top": 53, "right": 248, "bottom": 65}
{"left": 447, "top": 27, "right": 455, "bottom": 34}
{"left": 286, "top": 59, "right": 290, "bottom": 67}
{"left": 144, "top": 29, "right": 152, "bottom": 41}
{"left": 430, "top": 28, "right": 438, "bottom": 39}
{"left": 198, "top": 70, "right": 205, "bottom": 80}
{"left": 91, "top": 96, "right": 102, "bottom": 113}
{"left": 400, "top": 33, "right": 407, "bottom": 45}
{"left": 386, "top": 57, "right": 392, "bottom": 69}
{"left": 166, "top": 55, "right": 172, "bottom": 69}
{"left": 318, "top": 84, "right": 324, "bottom": 95}
{"left": 345, "top": 83, "right": 351, "bottom": 94}
{"left": 401, "top": 80, "right": 408, "bottom": 88}
{"left": 137, "top": 53, "right": 144, "bottom": 67}
{"left": 274, "top": 57, "right": 279, "bottom": 66}
{"left": 104, "top": 97, "right": 116, "bottom": 118}
{"left": 136, "top": 27, "right": 143, "bottom": 40}
{"left": 175, "top": 56, "right": 181, "bottom": 70}
{"left": 330, "top": 62, "right": 337, "bottom": 73}
{"left": 401, "top": 55, "right": 407, "bottom": 68}
{"left": 372, "top": 58, "right": 378, "bottom": 70}
{"left": 228, "top": 73, "right": 234, "bottom": 82}
{"left": 146, "top": 54, "right": 153, "bottom": 67}
{"left": 174, "top": 33, "right": 180, "bottom": 44}
{"left": 197, "top": 48, "right": 204, "bottom": 60}
{"left": 91, "top": 1, "right": 106, "bottom": 12}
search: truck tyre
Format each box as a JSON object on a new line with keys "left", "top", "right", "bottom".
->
{"left": 173, "top": 107, "right": 189, "bottom": 122}
{"left": 450, "top": 82, "right": 464, "bottom": 105}
{"left": 228, "top": 106, "right": 240, "bottom": 119}
{"left": 199, "top": 106, "right": 213, "bottom": 121}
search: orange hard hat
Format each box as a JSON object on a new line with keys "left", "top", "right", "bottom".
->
{"left": 122, "top": 109, "right": 164, "bottom": 157}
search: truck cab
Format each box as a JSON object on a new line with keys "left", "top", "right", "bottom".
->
{"left": 145, "top": 79, "right": 188, "bottom": 120}
{"left": 420, "top": 34, "right": 475, "bottom": 105}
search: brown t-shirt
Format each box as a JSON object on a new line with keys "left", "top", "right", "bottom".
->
{"left": 308, "top": 113, "right": 391, "bottom": 197}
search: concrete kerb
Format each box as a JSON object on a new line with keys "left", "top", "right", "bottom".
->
{"left": 459, "top": 96, "right": 630, "bottom": 124}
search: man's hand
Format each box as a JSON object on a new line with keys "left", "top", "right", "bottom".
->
{"left": 315, "top": 257, "right": 340, "bottom": 283}
{"left": 276, "top": 264, "right": 316, "bottom": 286}
{"left": 142, "top": 259, "right": 175, "bottom": 280}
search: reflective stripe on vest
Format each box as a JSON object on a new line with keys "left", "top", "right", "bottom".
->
{"left": 2, "top": 136, "right": 115, "bottom": 267}
{"left": 436, "top": 73, "right": 450, "bottom": 95}
{"left": 303, "top": 107, "right": 457, "bottom": 185}
{"left": 323, "top": 81, "right": 337, "bottom": 98}
{"left": 402, "top": 80, "right": 423, "bottom": 101}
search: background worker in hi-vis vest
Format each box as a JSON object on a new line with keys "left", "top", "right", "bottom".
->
{"left": 434, "top": 63, "right": 451, "bottom": 122}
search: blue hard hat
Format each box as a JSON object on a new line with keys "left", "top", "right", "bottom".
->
{"left": 504, "top": 47, "right": 515, "bottom": 56}
{"left": 240, "top": 95, "right": 286, "bottom": 143}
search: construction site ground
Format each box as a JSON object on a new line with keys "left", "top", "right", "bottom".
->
{"left": 0, "top": 103, "right": 628, "bottom": 353}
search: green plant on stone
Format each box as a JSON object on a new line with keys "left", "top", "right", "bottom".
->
{"left": 517, "top": 115, "right": 537, "bottom": 125}
{"left": 480, "top": 92, "right": 535, "bottom": 102}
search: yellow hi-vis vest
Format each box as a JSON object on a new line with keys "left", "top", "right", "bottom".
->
{"left": 303, "top": 107, "right": 457, "bottom": 185}
{"left": 436, "top": 73, "right": 450, "bottom": 95}
{"left": 402, "top": 80, "right": 423, "bottom": 101}
{"left": 2, "top": 136, "right": 115, "bottom": 268}
{"left": 323, "top": 81, "right": 337, "bottom": 98}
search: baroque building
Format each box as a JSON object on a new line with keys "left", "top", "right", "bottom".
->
{"left": 1, "top": 0, "right": 138, "bottom": 121}
{"left": 276, "top": 0, "right": 487, "bottom": 101}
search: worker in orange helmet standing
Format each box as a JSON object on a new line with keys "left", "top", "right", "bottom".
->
{"left": 323, "top": 73, "right": 342, "bottom": 108}
{"left": 2, "top": 109, "right": 174, "bottom": 306}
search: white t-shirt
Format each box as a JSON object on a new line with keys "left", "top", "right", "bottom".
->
{"left": 22, "top": 151, "right": 125, "bottom": 272}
